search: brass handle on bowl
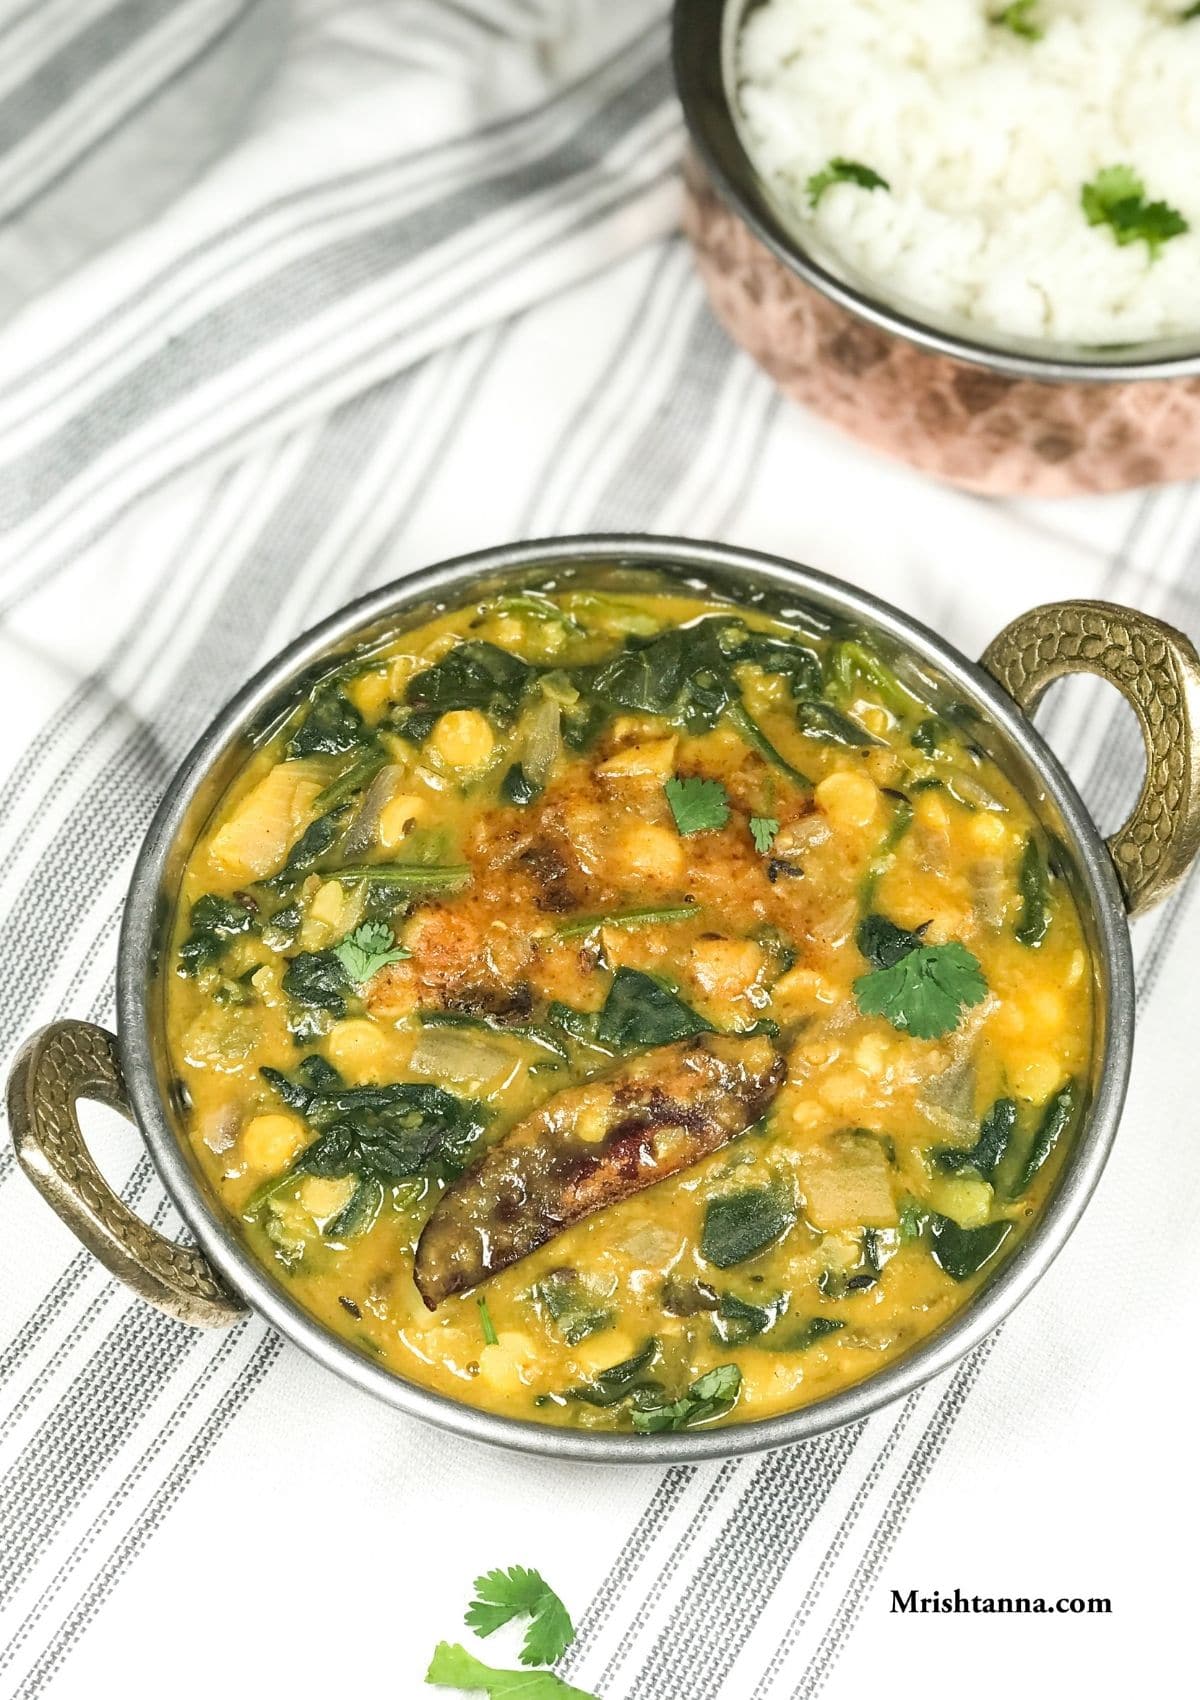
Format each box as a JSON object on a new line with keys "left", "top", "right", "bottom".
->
{"left": 8, "top": 1020, "right": 246, "bottom": 1328}
{"left": 982, "top": 600, "right": 1200, "bottom": 917}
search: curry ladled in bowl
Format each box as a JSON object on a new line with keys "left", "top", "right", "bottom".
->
{"left": 166, "top": 586, "right": 1091, "bottom": 1433}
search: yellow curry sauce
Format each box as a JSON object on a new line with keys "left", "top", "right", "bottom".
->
{"left": 166, "top": 588, "right": 1092, "bottom": 1433}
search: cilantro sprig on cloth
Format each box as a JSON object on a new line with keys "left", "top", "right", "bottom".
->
{"left": 425, "top": 1565, "right": 592, "bottom": 1698}
{"left": 465, "top": 1567, "right": 575, "bottom": 1667}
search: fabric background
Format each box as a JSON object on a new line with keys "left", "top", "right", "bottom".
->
{"left": 0, "top": 2, "right": 1196, "bottom": 1696}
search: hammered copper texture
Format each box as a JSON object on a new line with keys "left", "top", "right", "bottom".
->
{"left": 684, "top": 159, "right": 1200, "bottom": 498}
{"left": 9, "top": 1020, "right": 245, "bottom": 1327}
{"left": 982, "top": 602, "right": 1200, "bottom": 914}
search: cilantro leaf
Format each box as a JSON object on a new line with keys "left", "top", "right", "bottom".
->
{"left": 991, "top": 0, "right": 1042, "bottom": 39}
{"left": 664, "top": 775, "right": 729, "bottom": 836}
{"left": 465, "top": 1567, "right": 575, "bottom": 1668}
{"left": 749, "top": 816, "right": 780, "bottom": 855}
{"left": 854, "top": 940, "right": 987, "bottom": 1040}
{"left": 331, "top": 920, "right": 409, "bottom": 986}
{"left": 631, "top": 1364, "right": 742, "bottom": 1433}
{"left": 1081, "top": 165, "right": 1188, "bottom": 257}
{"left": 426, "top": 1642, "right": 596, "bottom": 1699}
{"left": 807, "top": 158, "right": 890, "bottom": 208}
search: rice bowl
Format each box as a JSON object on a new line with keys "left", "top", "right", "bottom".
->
{"left": 735, "top": 0, "right": 1200, "bottom": 348}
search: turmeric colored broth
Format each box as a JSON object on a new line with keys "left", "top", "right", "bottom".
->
{"left": 166, "top": 587, "right": 1093, "bottom": 1432}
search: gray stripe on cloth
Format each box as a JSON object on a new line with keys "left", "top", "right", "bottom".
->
{"left": 0, "top": 0, "right": 269, "bottom": 233}
{"left": 747, "top": 1393, "right": 923, "bottom": 1700}
{"left": 556, "top": 1466, "right": 696, "bottom": 1675}
{"left": 587, "top": 291, "right": 739, "bottom": 534}
{"left": 796, "top": 1340, "right": 1000, "bottom": 1699}
{"left": 632, "top": 1426, "right": 863, "bottom": 1700}
{"left": 0, "top": 0, "right": 231, "bottom": 155}
{"left": 0, "top": 98, "right": 679, "bottom": 608}
{"left": 0, "top": 15, "right": 667, "bottom": 451}
{"left": 3, "top": 1327, "right": 277, "bottom": 1695}
{"left": 0, "top": 1305, "right": 202, "bottom": 1606}
{"left": 0, "top": 1195, "right": 171, "bottom": 1449}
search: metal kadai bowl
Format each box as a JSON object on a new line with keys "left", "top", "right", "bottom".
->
{"left": 674, "top": 0, "right": 1200, "bottom": 498}
{"left": 9, "top": 537, "right": 1200, "bottom": 1463}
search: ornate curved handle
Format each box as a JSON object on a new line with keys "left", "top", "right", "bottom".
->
{"left": 8, "top": 1020, "right": 245, "bottom": 1328}
{"left": 981, "top": 600, "right": 1200, "bottom": 917}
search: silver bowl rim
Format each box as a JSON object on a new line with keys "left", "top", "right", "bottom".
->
{"left": 117, "top": 532, "right": 1134, "bottom": 1464}
{"left": 673, "top": 0, "right": 1200, "bottom": 383}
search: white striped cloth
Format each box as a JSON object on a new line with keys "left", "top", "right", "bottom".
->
{"left": 1, "top": 4, "right": 1197, "bottom": 1697}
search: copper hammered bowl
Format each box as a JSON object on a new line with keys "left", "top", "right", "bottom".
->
{"left": 674, "top": 0, "right": 1200, "bottom": 498}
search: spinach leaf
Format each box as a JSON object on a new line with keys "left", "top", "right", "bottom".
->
{"left": 701, "top": 1186, "right": 794, "bottom": 1268}
{"left": 313, "top": 746, "right": 387, "bottom": 814}
{"left": 259, "top": 812, "right": 343, "bottom": 893}
{"left": 582, "top": 619, "right": 735, "bottom": 733}
{"left": 571, "top": 1343, "right": 658, "bottom": 1408}
{"left": 595, "top": 968, "right": 713, "bottom": 1050}
{"left": 287, "top": 690, "right": 368, "bottom": 758}
{"left": 631, "top": 1364, "right": 741, "bottom": 1433}
{"left": 262, "top": 1060, "right": 486, "bottom": 1183}
{"left": 1013, "top": 1081, "right": 1077, "bottom": 1195}
{"left": 501, "top": 762, "right": 540, "bottom": 805}
{"left": 403, "top": 641, "right": 533, "bottom": 728}
{"left": 776, "top": 1315, "right": 845, "bottom": 1352}
{"left": 282, "top": 950, "right": 351, "bottom": 1014}
{"left": 177, "top": 894, "right": 256, "bottom": 974}
{"left": 712, "top": 1290, "right": 788, "bottom": 1345}
{"left": 533, "top": 1270, "right": 614, "bottom": 1346}
{"left": 725, "top": 700, "right": 812, "bottom": 789}
{"left": 545, "top": 1001, "right": 610, "bottom": 1051}
{"left": 555, "top": 904, "right": 695, "bottom": 941}
{"left": 793, "top": 700, "right": 882, "bottom": 747}
{"left": 323, "top": 1175, "right": 385, "bottom": 1240}
{"left": 731, "top": 629, "right": 822, "bottom": 695}
{"left": 825, "top": 638, "right": 912, "bottom": 715}
{"left": 928, "top": 1215, "right": 1013, "bottom": 1281}
{"left": 911, "top": 718, "right": 944, "bottom": 757}
{"left": 1015, "top": 835, "right": 1051, "bottom": 947}
{"left": 934, "top": 1097, "right": 1017, "bottom": 1181}
{"left": 856, "top": 913, "right": 928, "bottom": 970}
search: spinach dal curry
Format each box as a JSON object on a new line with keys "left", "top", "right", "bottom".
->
{"left": 167, "top": 587, "right": 1092, "bottom": 1434}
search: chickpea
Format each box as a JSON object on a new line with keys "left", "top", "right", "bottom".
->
{"left": 377, "top": 792, "right": 427, "bottom": 848}
{"left": 431, "top": 709, "right": 494, "bottom": 770}
{"left": 240, "top": 1112, "right": 307, "bottom": 1173}
{"left": 327, "top": 1018, "right": 397, "bottom": 1083}
{"left": 815, "top": 768, "right": 879, "bottom": 832}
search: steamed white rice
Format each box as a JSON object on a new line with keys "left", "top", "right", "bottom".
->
{"left": 735, "top": 0, "right": 1200, "bottom": 347}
